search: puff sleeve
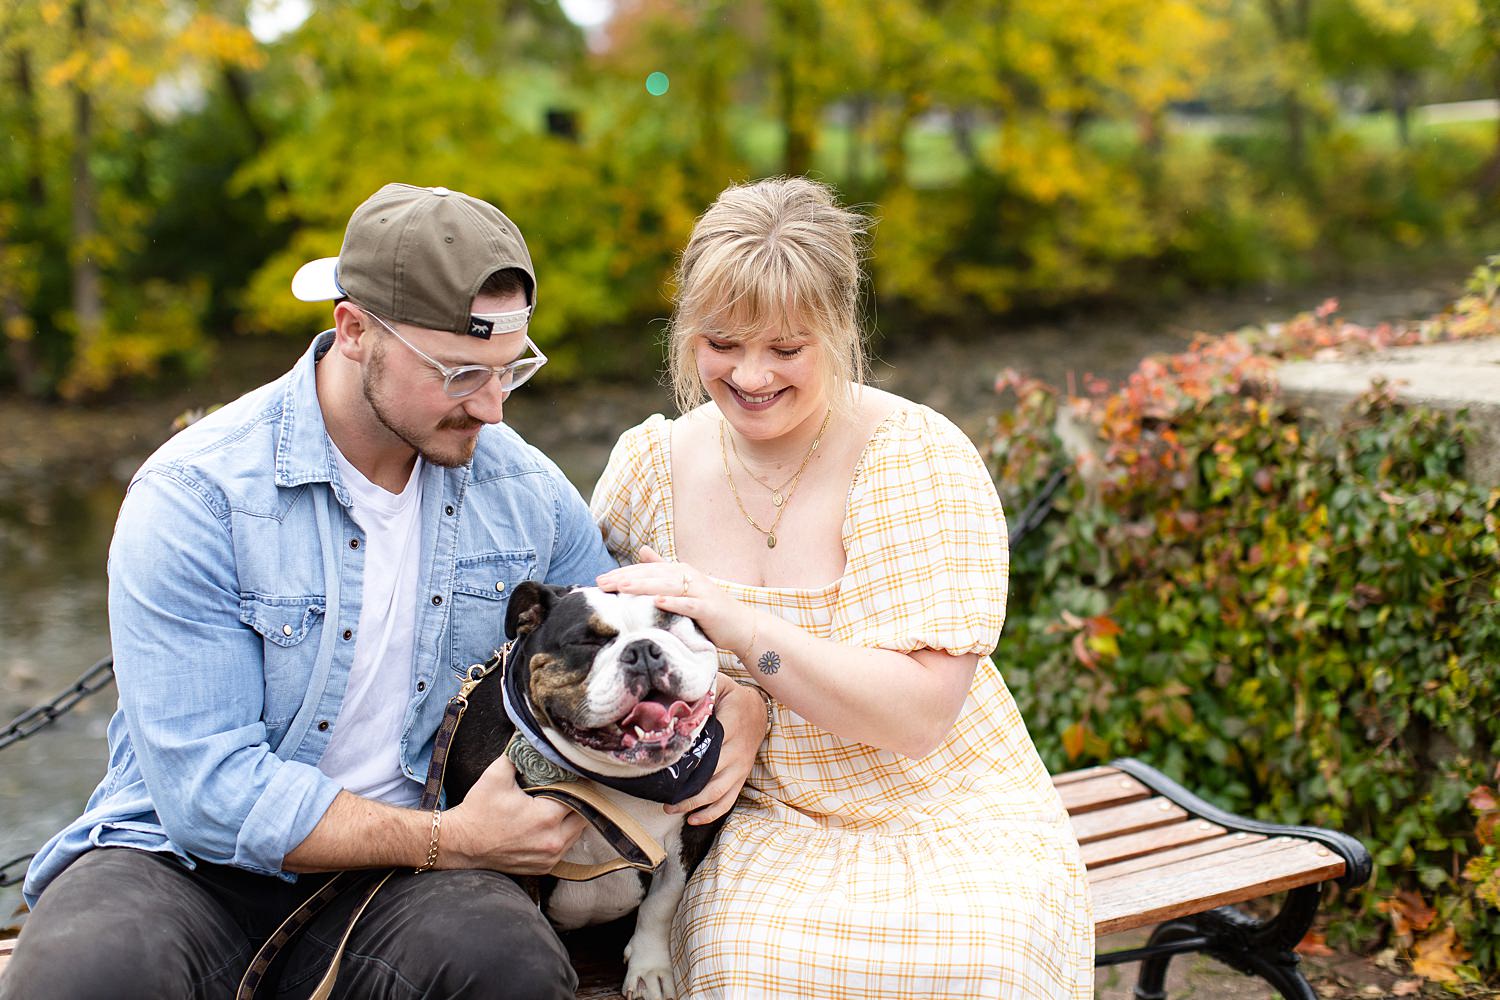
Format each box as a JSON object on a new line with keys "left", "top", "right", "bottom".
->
{"left": 590, "top": 414, "right": 671, "bottom": 565}
{"left": 830, "top": 405, "right": 1009, "bottom": 657}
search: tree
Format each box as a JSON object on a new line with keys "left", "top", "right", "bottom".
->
{"left": 0, "top": 0, "right": 263, "bottom": 398}
{"left": 1313, "top": 0, "right": 1475, "bottom": 146}
{"left": 1476, "top": 0, "right": 1500, "bottom": 195}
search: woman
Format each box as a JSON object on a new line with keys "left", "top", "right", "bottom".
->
{"left": 592, "top": 176, "right": 1092, "bottom": 998}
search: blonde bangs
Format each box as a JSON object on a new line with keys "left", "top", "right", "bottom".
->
{"left": 667, "top": 177, "right": 869, "bottom": 416}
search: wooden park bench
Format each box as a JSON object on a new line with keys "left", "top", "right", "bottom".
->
{"left": 0, "top": 757, "right": 1371, "bottom": 999}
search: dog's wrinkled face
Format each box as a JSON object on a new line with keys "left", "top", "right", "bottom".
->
{"left": 507, "top": 583, "right": 718, "bottom": 776}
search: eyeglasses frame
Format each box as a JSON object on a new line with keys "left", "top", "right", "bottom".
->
{"left": 357, "top": 305, "right": 548, "bottom": 399}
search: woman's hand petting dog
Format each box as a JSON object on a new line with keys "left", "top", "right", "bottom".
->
{"left": 442, "top": 756, "right": 589, "bottom": 873}
{"left": 598, "top": 548, "right": 768, "bottom": 827}
{"left": 598, "top": 546, "right": 755, "bottom": 657}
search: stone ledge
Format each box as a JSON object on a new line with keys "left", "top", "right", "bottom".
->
{"left": 1276, "top": 337, "right": 1500, "bottom": 486}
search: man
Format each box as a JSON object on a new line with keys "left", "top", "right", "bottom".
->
{"left": 4, "top": 183, "right": 758, "bottom": 999}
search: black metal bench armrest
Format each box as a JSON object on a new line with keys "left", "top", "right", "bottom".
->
{"left": 1110, "top": 757, "right": 1373, "bottom": 891}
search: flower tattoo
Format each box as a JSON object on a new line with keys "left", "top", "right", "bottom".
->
{"left": 757, "top": 650, "right": 781, "bottom": 675}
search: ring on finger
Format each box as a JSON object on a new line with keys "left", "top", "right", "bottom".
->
{"left": 679, "top": 571, "right": 690, "bottom": 597}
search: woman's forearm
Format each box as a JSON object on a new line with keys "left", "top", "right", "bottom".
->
{"left": 729, "top": 611, "right": 977, "bottom": 758}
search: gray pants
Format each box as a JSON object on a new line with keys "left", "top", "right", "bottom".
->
{"left": 0, "top": 847, "right": 577, "bottom": 1000}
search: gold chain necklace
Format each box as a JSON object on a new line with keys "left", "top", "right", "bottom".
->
{"left": 719, "top": 410, "right": 831, "bottom": 549}
{"left": 726, "top": 427, "right": 800, "bottom": 507}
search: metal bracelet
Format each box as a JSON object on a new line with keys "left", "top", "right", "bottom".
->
{"left": 415, "top": 806, "right": 442, "bottom": 873}
{"left": 736, "top": 680, "right": 774, "bottom": 739}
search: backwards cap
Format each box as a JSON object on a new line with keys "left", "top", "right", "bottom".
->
{"left": 291, "top": 183, "right": 535, "bottom": 339}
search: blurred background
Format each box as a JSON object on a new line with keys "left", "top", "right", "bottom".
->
{"left": 1, "top": 0, "right": 1497, "bottom": 925}
{"left": 2, "top": 0, "right": 1498, "bottom": 399}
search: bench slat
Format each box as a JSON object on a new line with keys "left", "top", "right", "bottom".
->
{"left": 1050, "top": 765, "right": 1119, "bottom": 786}
{"left": 1079, "top": 817, "right": 1228, "bottom": 868}
{"left": 1089, "top": 836, "right": 1347, "bottom": 936}
{"left": 1054, "top": 773, "right": 1153, "bottom": 816}
{"left": 1069, "top": 796, "right": 1187, "bottom": 844}
{"left": 1087, "top": 832, "right": 1266, "bottom": 882}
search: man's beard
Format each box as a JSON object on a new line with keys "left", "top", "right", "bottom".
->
{"left": 363, "top": 342, "right": 483, "bottom": 468}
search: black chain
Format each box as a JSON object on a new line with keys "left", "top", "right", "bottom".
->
{"left": 1008, "top": 467, "right": 1069, "bottom": 546}
{"left": 0, "top": 656, "right": 115, "bottom": 753}
{"left": 0, "top": 852, "right": 33, "bottom": 889}
{"left": 0, "top": 657, "right": 116, "bottom": 891}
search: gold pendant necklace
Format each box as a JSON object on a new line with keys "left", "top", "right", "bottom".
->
{"left": 720, "top": 410, "right": 831, "bottom": 548}
{"left": 726, "top": 433, "right": 799, "bottom": 507}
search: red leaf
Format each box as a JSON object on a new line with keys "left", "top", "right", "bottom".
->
{"left": 1379, "top": 890, "right": 1436, "bottom": 939}
{"left": 1072, "top": 633, "right": 1098, "bottom": 671}
{"left": 1086, "top": 615, "right": 1123, "bottom": 638}
{"left": 1294, "top": 930, "right": 1334, "bottom": 957}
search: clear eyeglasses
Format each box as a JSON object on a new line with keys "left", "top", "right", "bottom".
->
{"left": 361, "top": 307, "right": 548, "bottom": 398}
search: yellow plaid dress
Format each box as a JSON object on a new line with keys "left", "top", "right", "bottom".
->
{"left": 591, "top": 404, "right": 1093, "bottom": 999}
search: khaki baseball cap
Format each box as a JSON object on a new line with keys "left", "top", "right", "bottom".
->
{"left": 291, "top": 183, "right": 536, "bottom": 339}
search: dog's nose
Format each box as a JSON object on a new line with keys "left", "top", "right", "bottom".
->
{"left": 619, "top": 639, "right": 666, "bottom": 689}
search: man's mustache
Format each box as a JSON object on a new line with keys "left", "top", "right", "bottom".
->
{"left": 437, "top": 415, "right": 484, "bottom": 432}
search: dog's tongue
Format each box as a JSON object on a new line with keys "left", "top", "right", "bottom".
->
{"left": 621, "top": 700, "right": 688, "bottom": 733}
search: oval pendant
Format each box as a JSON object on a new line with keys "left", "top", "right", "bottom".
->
{"left": 772, "top": 493, "right": 784, "bottom": 507}
{"left": 766, "top": 534, "right": 777, "bottom": 548}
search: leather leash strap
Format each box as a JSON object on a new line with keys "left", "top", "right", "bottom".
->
{"left": 235, "top": 648, "right": 668, "bottom": 998}
{"left": 527, "top": 781, "right": 666, "bottom": 880}
{"left": 234, "top": 656, "right": 492, "bottom": 1000}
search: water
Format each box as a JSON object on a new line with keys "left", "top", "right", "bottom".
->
{"left": 0, "top": 265, "right": 1470, "bottom": 918}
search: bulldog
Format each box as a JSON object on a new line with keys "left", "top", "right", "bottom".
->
{"left": 443, "top": 581, "right": 727, "bottom": 1000}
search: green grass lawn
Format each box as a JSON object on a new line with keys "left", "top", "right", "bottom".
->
{"left": 726, "top": 104, "right": 1496, "bottom": 189}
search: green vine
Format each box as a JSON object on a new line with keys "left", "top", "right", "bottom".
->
{"left": 987, "top": 259, "right": 1500, "bottom": 984}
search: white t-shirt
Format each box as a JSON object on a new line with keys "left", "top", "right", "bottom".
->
{"left": 319, "top": 447, "right": 425, "bottom": 807}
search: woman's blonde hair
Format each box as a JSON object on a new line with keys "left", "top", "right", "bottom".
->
{"left": 666, "top": 176, "right": 870, "bottom": 416}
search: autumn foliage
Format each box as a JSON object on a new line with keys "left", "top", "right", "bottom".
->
{"left": 986, "top": 259, "right": 1500, "bottom": 982}
{"left": 5, "top": 0, "right": 1500, "bottom": 398}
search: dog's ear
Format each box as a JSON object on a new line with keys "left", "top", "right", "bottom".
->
{"left": 505, "top": 581, "right": 571, "bottom": 639}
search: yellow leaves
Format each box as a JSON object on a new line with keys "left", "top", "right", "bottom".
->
{"left": 177, "top": 14, "right": 267, "bottom": 71}
{"left": 993, "top": 125, "right": 1090, "bottom": 205}
{"left": 1377, "top": 890, "right": 1473, "bottom": 986}
{"left": 42, "top": 49, "right": 89, "bottom": 89}
{"left": 1350, "top": 0, "right": 1421, "bottom": 35}
{"left": 1410, "top": 924, "right": 1470, "bottom": 984}
{"left": 1351, "top": 0, "right": 1478, "bottom": 46}
{"left": 1061, "top": 721, "right": 1087, "bottom": 760}
{"left": 56, "top": 278, "right": 210, "bottom": 401}
{"left": 3, "top": 313, "right": 36, "bottom": 345}
{"left": 39, "top": 7, "right": 266, "bottom": 97}
{"left": 1057, "top": 610, "right": 1122, "bottom": 671}
{"left": 1464, "top": 853, "right": 1500, "bottom": 910}
{"left": 1060, "top": 717, "right": 1113, "bottom": 761}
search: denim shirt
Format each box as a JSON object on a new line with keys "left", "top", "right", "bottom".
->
{"left": 24, "top": 332, "right": 616, "bottom": 905}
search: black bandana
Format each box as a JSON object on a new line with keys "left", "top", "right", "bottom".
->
{"left": 498, "top": 634, "right": 723, "bottom": 805}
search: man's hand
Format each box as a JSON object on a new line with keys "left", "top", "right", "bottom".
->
{"left": 665, "top": 673, "right": 764, "bottom": 826}
{"left": 442, "top": 756, "right": 589, "bottom": 873}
